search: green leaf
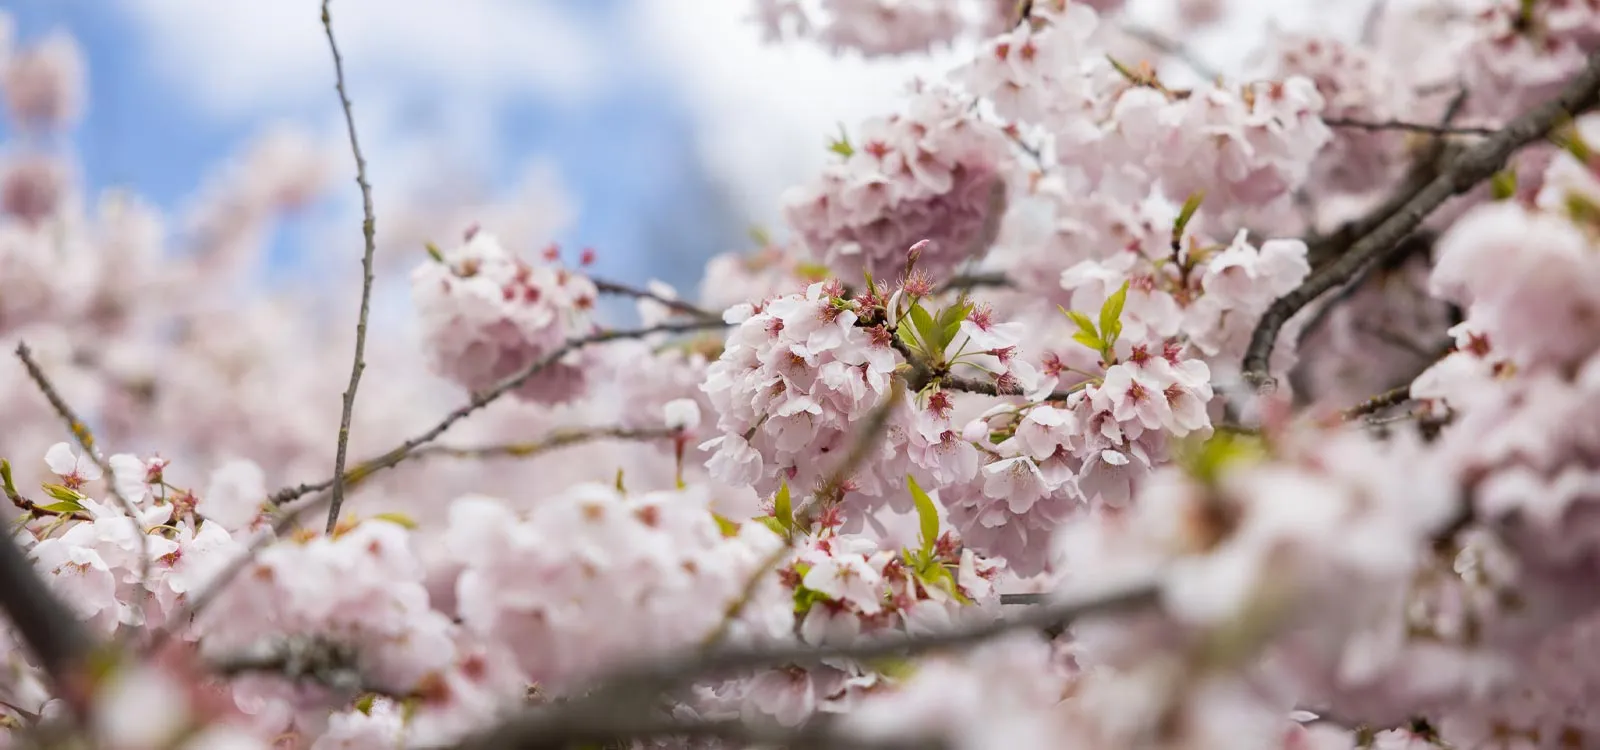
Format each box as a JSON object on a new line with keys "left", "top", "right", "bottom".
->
{"left": 0, "top": 459, "right": 15, "bottom": 497}
{"left": 757, "top": 517, "right": 788, "bottom": 536}
{"left": 1178, "top": 431, "right": 1269, "bottom": 487}
{"left": 370, "top": 512, "right": 418, "bottom": 530}
{"left": 936, "top": 301, "right": 972, "bottom": 351}
{"left": 748, "top": 224, "right": 772, "bottom": 247}
{"left": 424, "top": 242, "right": 445, "bottom": 263}
{"left": 1060, "top": 307, "right": 1099, "bottom": 340}
{"left": 1566, "top": 193, "right": 1600, "bottom": 227}
{"left": 1071, "top": 330, "right": 1103, "bottom": 353}
{"left": 795, "top": 261, "right": 831, "bottom": 281}
{"left": 906, "top": 475, "right": 940, "bottom": 558}
{"left": 1173, "top": 191, "right": 1205, "bottom": 243}
{"left": 40, "top": 484, "right": 85, "bottom": 503}
{"left": 908, "top": 302, "right": 942, "bottom": 355}
{"left": 614, "top": 468, "right": 626, "bottom": 494}
{"left": 916, "top": 563, "right": 972, "bottom": 605}
{"left": 37, "top": 500, "right": 86, "bottom": 514}
{"left": 354, "top": 694, "right": 377, "bottom": 715}
{"left": 1490, "top": 170, "right": 1518, "bottom": 200}
{"left": 827, "top": 123, "right": 854, "bottom": 157}
{"left": 1099, "top": 281, "right": 1130, "bottom": 347}
{"left": 895, "top": 321, "right": 923, "bottom": 353}
{"left": 863, "top": 656, "right": 919, "bottom": 680}
{"left": 711, "top": 512, "right": 741, "bottom": 538}
{"left": 774, "top": 480, "right": 793, "bottom": 531}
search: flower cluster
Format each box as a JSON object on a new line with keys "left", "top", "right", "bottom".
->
{"left": 441, "top": 483, "right": 786, "bottom": 691}
{"left": 411, "top": 231, "right": 599, "bottom": 405}
{"left": 783, "top": 85, "right": 1013, "bottom": 281}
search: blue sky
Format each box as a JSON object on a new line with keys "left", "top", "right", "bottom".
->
{"left": 1, "top": 0, "right": 747, "bottom": 297}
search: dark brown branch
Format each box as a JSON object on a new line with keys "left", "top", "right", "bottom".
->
{"left": 444, "top": 579, "right": 1157, "bottom": 750}
{"left": 267, "top": 319, "right": 729, "bottom": 506}
{"left": 321, "top": 0, "right": 380, "bottom": 534}
{"left": 1304, "top": 88, "right": 1469, "bottom": 270}
{"left": 1323, "top": 117, "right": 1497, "bottom": 136}
{"left": 15, "top": 342, "right": 151, "bottom": 599}
{"left": 444, "top": 708, "right": 943, "bottom": 750}
{"left": 1242, "top": 51, "right": 1600, "bottom": 389}
{"left": 593, "top": 278, "right": 720, "bottom": 320}
{"left": 0, "top": 531, "right": 93, "bottom": 717}
{"left": 1340, "top": 385, "right": 1412, "bottom": 421}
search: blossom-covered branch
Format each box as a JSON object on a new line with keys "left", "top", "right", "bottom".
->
{"left": 1242, "top": 49, "right": 1600, "bottom": 390}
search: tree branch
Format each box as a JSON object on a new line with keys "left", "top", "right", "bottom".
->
{"left": 1120, "top": 24, "right": 1222, "bottom": 82}
{"left": 266, "top": 319, "right": 729, "bottom": 507}
{"left": 1322, "top": 117, "right": 1497, "bottom": 137}
{"left": 444, "top": 579, "right": 1157, "bottom": 750}
{"left": 443, "top": 708, "right": 942, "bottom": 750}
{"left": 15, "top": 342, "right": 151, "bottom": 605}
{"left": 321, "top": 0, "right": 380, "bottom": 534}
{"left": 409, "top": 426, "right": 681, "bottom": 461}
{"left": 592, "top": 277, "right": 721, "bottom": 320}
{"left": 0, "top": 531, "right": 94, "bottom": 717}
{"left": 1241, "top": 51, "right": 1600, "bottom": 389}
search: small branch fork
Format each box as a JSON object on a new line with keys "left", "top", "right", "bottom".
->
{"left": 266, "top": 319, "right": 727, "bottom": 507}
{"left": 1241, "top": 51, "right": 1600, "bottom": 389}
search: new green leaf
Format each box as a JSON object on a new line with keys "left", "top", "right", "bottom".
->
{"left": 906, "top": 475, "right": 939, "bottom": 557}
{"left": 1099, "top": 281, "right": 1129, "bottom": 347}
{"left": 773, "top": 480, "right": 794, "bottom": 532}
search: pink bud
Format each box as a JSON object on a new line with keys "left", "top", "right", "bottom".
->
{"left": 906, "top": 239, "right": 930, "bottom": 263}
{"left": 462, "top": 222, "right": 481, "bottom": 241}
{"left": 961, "top": 419, "right": 989, "bottom": 443}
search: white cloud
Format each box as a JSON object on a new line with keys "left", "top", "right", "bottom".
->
{"left": 117, "top": 0, "right": 609, "bottom": 121}
{"left": 626, "top": 1, "right": 973, "bottom": 228}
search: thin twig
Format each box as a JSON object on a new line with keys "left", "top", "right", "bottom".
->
{"left": 1322, "top": 117, "right": 1497, "bottom": 137}
{"left": 321, "top": 0, "right": 380, "bottom": 534}
{"left": 1120, "top": 24, "right": 1223, "bottom": 82}
{"left": 266, "top": 319, "right": 730, "bottom": 507}
{"left": 15, "top": 342, "right": 151, "bottom": 605}
{"left": 410, "top": 426, "right": 680, "bottom": 460}
{"left": 939, "top": 271, "right": 1012, "bottom": 293}
{"left": 593, "top": 278, "right": 720, "bottom": 320}
{"left": 1241, "top": 51, "right": 1600, "bottom": 389}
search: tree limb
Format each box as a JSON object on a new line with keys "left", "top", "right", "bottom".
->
{"left": 1242, "top": 51, "right": 1600, "bottom": 389}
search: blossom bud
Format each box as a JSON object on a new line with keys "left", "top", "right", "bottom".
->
{"left": 961, "top": 418, "right": 990, "bottom": 443}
